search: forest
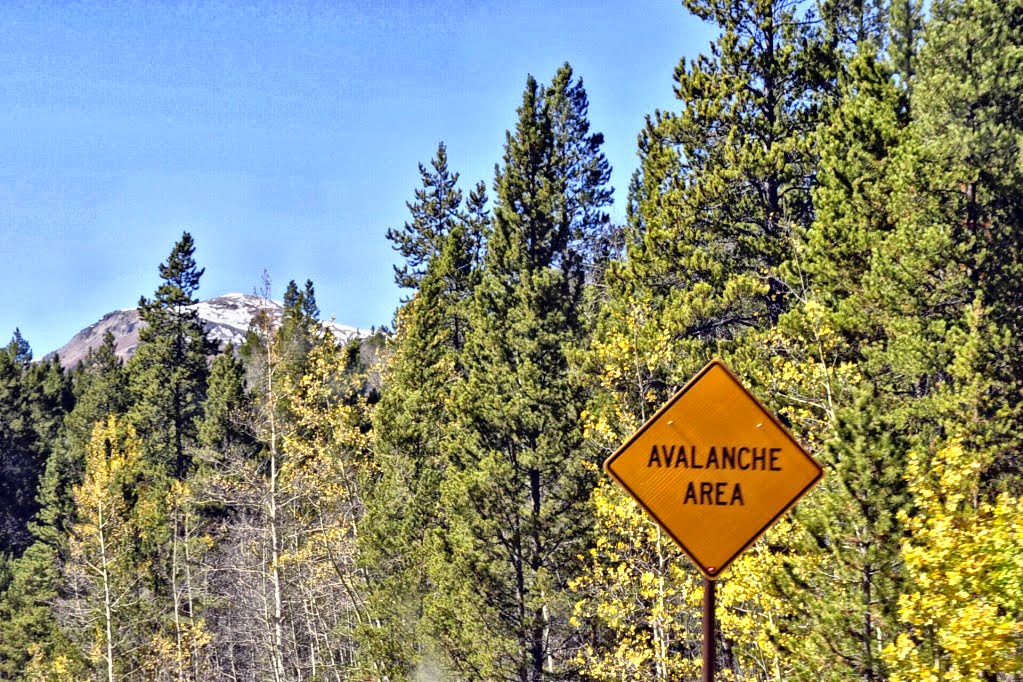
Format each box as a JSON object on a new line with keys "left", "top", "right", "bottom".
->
{"left": 3, "top": 0, "right": 1023, "bottom": 680}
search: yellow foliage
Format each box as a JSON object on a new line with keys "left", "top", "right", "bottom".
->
{"left": 576, "top": 294, "right": 846, "bottom": 681}
{"left": 572, "top": 477, "right": 805, "bottom": 681}
{"left": 23, "top": 644, "right": 81, "bottom": 682}
{"left": 274, "top": 333, "right": 372, "bottom": 627}
{"left": 571, "top": 478, "right": 699, "bottom": 680}
{"left": 884, "top": 442, "right": 1023, "bottom": 681}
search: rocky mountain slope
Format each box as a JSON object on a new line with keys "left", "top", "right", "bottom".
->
{"left": 48, "top": 293, "right": 369, "bottom": 368}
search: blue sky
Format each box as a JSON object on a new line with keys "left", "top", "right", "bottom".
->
{"left": 1, "top": 1, "right": 712, "bottom": 356}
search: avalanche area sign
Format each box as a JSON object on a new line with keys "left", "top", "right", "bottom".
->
{"left": 603, "top": 359, "right": 823, "bottom": 580}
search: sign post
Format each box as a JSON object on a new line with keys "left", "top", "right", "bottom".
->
{"left": 702, "top": 578, "right": 715, "bottom": 682}
{"left": 603, "top": 359, "right": 823, "bottom": 679}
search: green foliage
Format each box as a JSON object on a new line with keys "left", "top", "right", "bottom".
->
{"left": 277, "top": 278, "right": 321, "bottom": 382}
{"left": 888, "top": 0, "right": 924, "bottom": 85}
{"left": 921, "top": 0, "right": 1023, "bottom": 450}
{"left": 128, "top": 231, "right": 214, "bottom": 478}
{"left": 773, "top": 389, "right": 909, "bottom": 681}
{"left": 803, "top": 49, "right": 907, "bottom": 309}
{"left": 0, "top": 541, "right": 85, "bottom": 680}
{"left": 387, "top": 141, "right": 467, "bottom": 293}
{"left": 360, "top": 143, "right": 486, "bottom": 679}
{"left": 197, "top": 349, "right": 249, "bottom": 452}
{"left": 750, "top": 45, "right": 913, "bottom": 682}
{"left": 35, "top": 332, "right": 129, "bottom": 551}
{"left": 424, "top": 62, "right": 611, "bottom": 681}
{"left": 0, "top": 331, "right": 73, "bottom": 556}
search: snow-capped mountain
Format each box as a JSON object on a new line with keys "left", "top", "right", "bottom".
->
{"left": 47, "top": 293, "right": 370, "bottom": 368}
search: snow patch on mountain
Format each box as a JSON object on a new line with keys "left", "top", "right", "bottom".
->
{"left": 48, "top": 293, "right": 372, "bottom": 368}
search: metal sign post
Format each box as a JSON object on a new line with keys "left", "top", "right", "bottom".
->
{"left": 702, "top": 577, "right": 715, "bottom": 682}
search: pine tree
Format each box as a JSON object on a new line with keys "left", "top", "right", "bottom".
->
{"left": 128, "top": 231, "right": 214, "bottom": 479}
{"left": 361, "top": 149, "right": 486, "bottom": 679}
{"left": 764, "top": 4, "right": 1023, "bottom": 679}
{"left": 35, "top": 332, "right": 129, "bottom": 551}
{"left": 853, "top": 0, "right": 1023, "bottom": 484}
{"left": 0, "top": 540, "right": 86, "bottom": 680}
{"left": 426, "top": 63, "right": 611, "bottom": 680}
{"left": 0, "top": 344, "right": 118, "bottom": 680}
{"left": 120, "top": 234, "right": 217, "bottom": 679}
{"left": 0, "top": 331, "right": 72, "bottom": 556}
{"left": 587, "top": 0, "right": 828, "bottom": 427}
{"left": 921, "top": 0, "right": 1023, "bottom": 479}
{"left": 278, "top": 279, "right": 321, "bottom": 388}
{"left": 0, "top": 330, "right": 38, "bottom": 554}
{"left": 752, "top": 46, "right": 914, "bottom": 681}
{"left": 197, "top": 349, "right": 249, "bottom": 452}
{"left": 888, "top": 0, "right": 924, "bottom": 88}
{"left": 386, "top": 141, "right": 465, "bottom": 293}
{"left": 576, "top": 1, "right": 841, "bottom": 677}
{"left": 820, "top": 0, "right": 888, "bottom": 55}
{"left": 802, "top": 49, "right": 907, "bottom": 309}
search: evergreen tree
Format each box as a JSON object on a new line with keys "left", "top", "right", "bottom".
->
{"left": 802, "top": 49, "right": 907, "bottom": 308}
{"left": 0, "top": 330, "right": 38, "bottom": 554}
{"left": 387, "top": 141, "right": 465, "bottom": 293}
{"left": 0, "top": 336, "right": 128, "bottom": 682}
{"left": 300, "top": 279, "right": 319, "bottom": 321}
{"left": 35, "top": 332, "right": 129, "bottom": 550}
{"left": 0, "top": 331, "right": 72, "bottom": 556}
{"left": 0, "top": 540, "right": 86, "bottom": 680}
{"left": 766, "top": 387, "right": 910, "bottom": 681}
{"left": 888, "top": 0, "right": 924, "bottom": 88}
{"left": 586, "top": 0, "right": 829, "bottom": 427}
{"left": 128, "top": 232, "right": 214, "bottom": 478}
{"left": 754, "top": 46, "right": 913, "bottom": 682}
{"left": 576, "top": 1, "right": 840, "bottom": 676}
{"left": 62, "top": 333, "right": 129, "bottom": 458}
{"left": 282, "top": 279, "right": 301, "bottom": 311}
{"left": 855, "top": 0, "right": 1023, "bottom": 483}
{"left": 820, "top": 0, "right": 888, "bottom": 55}
{"left": 361, "top": 150, "right": 486, "bottom": 679}
{"left": 197, "top": 349, "right": 250, "bottom": 452}
{"left": 120, "top": 234, "right": 217, "bottom": 679}
{"left": 922, "top": 0, "right": 1023, "bottom": 468}
{"left": 278, "top": 279, "right": 321, "bottom": 387}
{"left": 426, "top": 63, "right": 611, "bottom": 681}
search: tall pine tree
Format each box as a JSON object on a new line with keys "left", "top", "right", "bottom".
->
{"left": 128, "top": 232, "right": 215, "bottom": 478}
{"left": 360, "top": 143, "right": 486, "bottom": 679}
{"left": 427, "top": 63, "right": 611, "bottom": 681}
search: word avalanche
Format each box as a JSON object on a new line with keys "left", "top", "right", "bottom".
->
{"left": 647, "top": 444, "right": 783, "bottom": 506}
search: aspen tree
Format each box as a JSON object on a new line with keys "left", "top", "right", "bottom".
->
{"left": 67, "top": 417, "right": 145, "bottom": 682}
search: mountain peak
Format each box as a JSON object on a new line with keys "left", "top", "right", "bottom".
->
{"left": 48, "top": 293, "right": 370, "bottom": 368}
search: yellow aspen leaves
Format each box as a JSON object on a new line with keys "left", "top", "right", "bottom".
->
{"left": 884, "top": 442, "right": 1023, "bottom": 681}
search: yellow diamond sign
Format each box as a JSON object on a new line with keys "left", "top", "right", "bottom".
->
{"left": 604, "top": 359, "right": 823, "bottom": 579}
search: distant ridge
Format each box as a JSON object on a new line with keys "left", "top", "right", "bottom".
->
{"left": 46, "top": 293, "right": 369, "bottom": 368}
